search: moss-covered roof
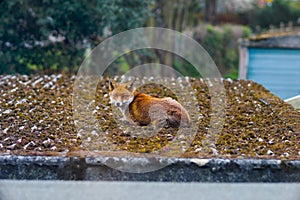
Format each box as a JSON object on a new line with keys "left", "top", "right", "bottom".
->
{"left": 0, "top": 75, "right": 299, "bottom": 159}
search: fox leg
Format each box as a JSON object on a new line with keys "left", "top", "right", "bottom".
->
{"left": 150, "top": 118, "right": 168, "bottom": 128}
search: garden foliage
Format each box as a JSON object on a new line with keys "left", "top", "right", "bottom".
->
{"left": 0, "top": 0, "right": 153, "bottom": 74}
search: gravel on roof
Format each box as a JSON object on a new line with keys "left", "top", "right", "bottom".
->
{"left": 0, "top": 75, "right": 299, "bottom": 159}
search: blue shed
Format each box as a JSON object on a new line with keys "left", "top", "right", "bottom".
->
{"left": 238, "top": 34, "right": 300, "bottom": 99}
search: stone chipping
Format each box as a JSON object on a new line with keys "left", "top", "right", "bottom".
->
{"left": 0, "top": 74, "right": 299, "bottom": 159}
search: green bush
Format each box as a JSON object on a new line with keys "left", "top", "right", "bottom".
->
{"left": 193, "top": 24, "right": 248, "bottom": 78}
{"left": 0, "top": 0, "right": 153, "bottom": 74}
{"left": 239, "top": 0, "right": 300, "bottom": 31}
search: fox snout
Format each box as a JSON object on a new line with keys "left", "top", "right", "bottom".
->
{"left": 109, "top": 98, "right": 123, "bottom": 107}
{"left": 110, "top": 97, "right": 133, "bottom": 107}
{"left": 115, "top": 102, "right": 122, "bottom": 107}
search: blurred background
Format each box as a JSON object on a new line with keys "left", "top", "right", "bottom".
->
{"left": 0, "top": 0, "right": 300, "bottom": 79}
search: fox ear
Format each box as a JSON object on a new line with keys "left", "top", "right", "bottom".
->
{"left": 126, "top": 81, "right": 135, "bottom": 91}
{"left": 109, "top": 79, "right": 116, "bottom": 91}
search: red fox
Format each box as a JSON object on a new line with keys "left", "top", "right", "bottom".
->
{"left": 108, "top": 80, "right": 190, "bottom": 128}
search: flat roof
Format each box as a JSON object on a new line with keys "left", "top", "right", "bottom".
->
{"left": 239, "top": 31, "right": 300, "bottom": 48}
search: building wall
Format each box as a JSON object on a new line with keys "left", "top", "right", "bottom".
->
{"left": 247, "top": 48, "right": 300, "bottom": 99}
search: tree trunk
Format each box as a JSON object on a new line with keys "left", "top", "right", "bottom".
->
{"left": 205, "top": 0, "right": 217, "bottom": 24}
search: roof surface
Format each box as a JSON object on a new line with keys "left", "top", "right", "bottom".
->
{"left": 0, "top": 75, "right": 299, "bottom": 159}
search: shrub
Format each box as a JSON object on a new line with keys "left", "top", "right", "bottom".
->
{"left": 0, "top": 0, "right": 153, "bottom": 74}
{"left": 192, "top": 24, "right": 249, "bottom": 78}
{"left": 238, "top": 0, "right": 300, "bottom": 32}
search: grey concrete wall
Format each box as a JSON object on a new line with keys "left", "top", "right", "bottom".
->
{"left": 0, "top": 155, "right": 300, "bottom": 182}
{"left": 0, "top": 181, "right": 300, "bottom": 200}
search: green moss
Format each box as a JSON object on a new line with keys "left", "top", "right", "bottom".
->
{"left": 0, "top": 75, "right": 299, "bottom": 159}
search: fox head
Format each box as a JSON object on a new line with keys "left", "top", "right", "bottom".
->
{"left": 108, "top": 80, "right": 134, "bottom": 107}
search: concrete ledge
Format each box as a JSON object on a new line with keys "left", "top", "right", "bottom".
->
{"left": 0, "top": 155, "right": 300, "bottom": 182}
{"left": 0, "top": 181, "right": 300, "bottom": 200}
